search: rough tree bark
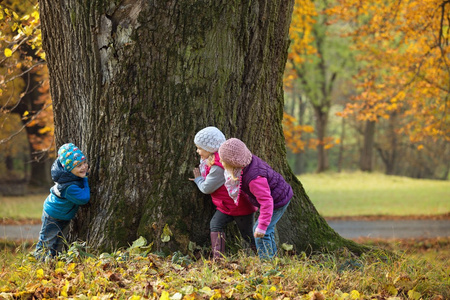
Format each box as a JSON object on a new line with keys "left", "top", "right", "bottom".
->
{"left": 40, "top": 0, "right": 365, "bottom": 254}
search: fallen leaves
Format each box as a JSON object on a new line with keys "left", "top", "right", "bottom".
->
{"left": 0, "top": 237, "right": 448, "bottom": 299}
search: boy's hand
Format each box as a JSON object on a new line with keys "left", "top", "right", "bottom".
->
{"left": 189, "top": 168, "right": 201, "bottom": 181}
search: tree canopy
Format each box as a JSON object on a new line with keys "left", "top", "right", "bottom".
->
{"left": 0, "top": 0, "right": 54, "bottom": 182}
{"left": 331, "top": 0, "right": 450, "bottom": 145}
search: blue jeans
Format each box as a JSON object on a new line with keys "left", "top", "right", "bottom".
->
{"left": 254, "top": 202, "right": 290, "bottom": 259}
{"left": 35, "top": 211, "right": 70, "bottom": 260}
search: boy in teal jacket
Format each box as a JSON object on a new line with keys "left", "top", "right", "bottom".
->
{"left": 35, "top": 143, "right": 90, "bottom": 260}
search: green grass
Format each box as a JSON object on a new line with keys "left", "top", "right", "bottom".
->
{"left": 1, "top": 172, "right": 449, "bottom": 222}
{"left": 298, "top": 171, "right": 450, "bottom": 217}
{"left": 0, "top": 194, "right": 45, "bottom": 222}
{"left": 1, "top": 173, "right": 449, "bottom": 298}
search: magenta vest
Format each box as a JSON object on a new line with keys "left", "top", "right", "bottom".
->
{"left": 241, "top": 155, "right": 293, "bottom": 209}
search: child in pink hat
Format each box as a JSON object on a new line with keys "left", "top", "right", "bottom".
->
{"left": 219, "top": 138, "right": 293, "bottom": 259}
{"left": 190, "top": 127, "right": 257, "bottom": 259}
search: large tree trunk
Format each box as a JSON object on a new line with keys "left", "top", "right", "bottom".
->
{"left": 40, "top": 0, "right": 365, "bottom": 254}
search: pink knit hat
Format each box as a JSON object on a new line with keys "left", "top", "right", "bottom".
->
{"left": 218, "top": 138, "right": 252, "bottom": 168}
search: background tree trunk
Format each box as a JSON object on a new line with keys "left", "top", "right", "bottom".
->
{"left": 40, "top": 0, "right": 365, "bottom": 254}
{"left": 314, "top": 107, "right": 329, "bottom": 172}
{"left": 376, "top": 113, "right": 398, "bottom": 176}
{"left": 360, "top": 120, "right": 375, "bottom": 172}
{"left": 337, "top": 117, "right": 346, "bottom": 172}
{"left": 294, "top": 94, "right": 307, "bottom": 174}
{"left": 8, "top": 68, "right": 53, "bottom": 188}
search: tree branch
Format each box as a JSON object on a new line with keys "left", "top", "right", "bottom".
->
{"left": 0, "top": 102, "right": 51, "bottom": 145}
{"left": 0, "top": 61, "right": 46, "bottom": 86}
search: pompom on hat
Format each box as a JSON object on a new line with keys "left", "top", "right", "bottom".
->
{"left": 58, "top": 143, "right": 86, "bottom": 171}
{"left": 194, "top": 126, "right": 226, "bottom": 153}
{"left": 218, "top": 138, "right": 252, "bottom": 168}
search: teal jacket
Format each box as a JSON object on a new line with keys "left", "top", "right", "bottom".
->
{"left": 43, "top": 160, "right": 90, "bottom": 220}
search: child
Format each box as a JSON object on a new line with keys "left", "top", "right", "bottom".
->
{"left": 35, "top": 143, "right": 90, "bottom": 260}
{"left": 190, "top": 127, "right": 257, "bottom": 259}
{"left": 218, "top": 138, "right": 293, "bottom": 259}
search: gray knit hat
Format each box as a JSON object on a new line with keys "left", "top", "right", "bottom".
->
{"left": 194, "top": 126, "right": 226, "bottom": 153}
{"left": 218, "top": 138, "right": 252, "bottom": 168}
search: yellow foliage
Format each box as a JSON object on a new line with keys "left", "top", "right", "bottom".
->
{"left": 54, "top": 268, "right": 65, "bottom": 275}
{"left": 4, "top": 48, "right": 12, "bottom": 57}
{"left": 1, "top": 1, "right": 54, "bottom": 154}
{"left": 35, "top": 269, "right": 44, "bottom": 279}
{"left": 334, "top": 0, "right": 450, "bottom": 143}
{"left": 60, "top": 280, "right": 70, "bottom": 297}
{"left": 284, "top": 0, "right": 317, "bottom": 87}
{"left": 159, "top": 291, "right": 170, "bottom": 300}
{"left": 350, "top": 290, "right": 360, "bottom": 299}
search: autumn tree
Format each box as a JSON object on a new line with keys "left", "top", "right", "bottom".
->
{"left": 39, "top": 0, "right": 366, "bottom": 255}
{"left": 332, "top": 0, "right": 450, "bottom": 175}
{"left": 0, "top": 0, "right": 54, "bottom": 187}
{"left": 285, "top": 0, "right": 355, "bottom": 173}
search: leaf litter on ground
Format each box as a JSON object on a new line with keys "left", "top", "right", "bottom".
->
{"left": 0, "top": 236, "right": 449, "bottom": 299}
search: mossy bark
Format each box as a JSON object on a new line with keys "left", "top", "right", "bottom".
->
{"left": 39, "top": 0, "right": 367, "bottom": 255}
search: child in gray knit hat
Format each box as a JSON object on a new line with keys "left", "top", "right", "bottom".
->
{"left": 190, "top": 127, "right": 257, "bottom": 260}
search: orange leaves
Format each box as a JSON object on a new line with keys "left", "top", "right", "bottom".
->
{"left": 289, "top": 0, "right": 317, "bottom": 53}
{"left": 282, "top": 112, "right": 340, "bottom": 153}
{"left": 26, "top": 69, "right": 54, "bottom": 152}
{"left": 283, "top": 112, "right": 314, "bottom": 153}
{"left": 308, "top": 137, "right": 337, "bottom": 151}
{"left": 286, "top": 0, "right": 318, "bottom": 86}
{"left": 333, "top": 0, "right": 450, "bottom": 143}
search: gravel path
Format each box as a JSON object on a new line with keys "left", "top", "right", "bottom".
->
{"left": 327, "top": 219, "right": 450, "bottom": 239}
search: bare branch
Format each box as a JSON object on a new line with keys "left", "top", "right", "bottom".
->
{"left": 0, "top": 102, "right": 51, "bottom": 145}
{"left": 0, "top": 61, "right": 46, "bottom": 86}
{"left": 0, "top": 35, "right": 31, "bottom": 65}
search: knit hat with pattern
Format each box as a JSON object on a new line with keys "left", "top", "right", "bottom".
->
{"left": 218, "top": 138, "right": 252, "bottom": 168}
{"left": 194, "top": 127, "right": 226, "bottom": 153}
{"left": 58, "top": 143, "right": 86, "bottom": 172}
